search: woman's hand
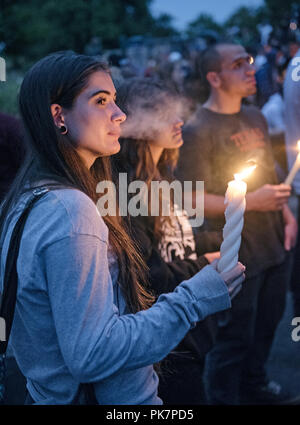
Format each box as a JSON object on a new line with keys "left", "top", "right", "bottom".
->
{"left": 211, "top": 260, "right": 246, "bottom": 299}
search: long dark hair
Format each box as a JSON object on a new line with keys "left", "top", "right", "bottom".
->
{"left": 113, "top": 77, "right": 179, "bottom": 239}
{"left": 0, "top": 52, "right": 153, "bottom": 313}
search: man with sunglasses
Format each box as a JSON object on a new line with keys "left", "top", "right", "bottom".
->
{"left": 177, "top": 43, "right": 297, "bottom": 405}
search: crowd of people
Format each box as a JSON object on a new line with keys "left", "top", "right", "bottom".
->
{"left": 0, "top": 29, "right": 300, "bottom": 406}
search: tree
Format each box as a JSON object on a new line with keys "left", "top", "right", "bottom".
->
{"left": 0, "top": 0, "right": 91, "bottom": 60}
{"left": 224, "top": 6, "right": 262, "bottom": 46}
{"left": 264, "top": 0, "right": 296, "bottom": 20}
{"left": 263, "top": 0, "right": 298, "bottom": 38}
{"left": 151, "top": 13, "right": 178, "bottom": 37}
{"left": 0, "top": 0, "right": 176, "bottom": 63}
{"left": 186, "top": 13, "right": 222, "bottom": 38}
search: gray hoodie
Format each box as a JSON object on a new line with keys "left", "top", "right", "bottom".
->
{"left": 0, "top": 188, "right": 231, "bottom": 404}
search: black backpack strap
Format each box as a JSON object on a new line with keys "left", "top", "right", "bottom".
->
{"left": 0, "top": 185, "right": 97, "bottom": 405}
{"left": 0, "top": 187, "right": 50, "bottom": 355}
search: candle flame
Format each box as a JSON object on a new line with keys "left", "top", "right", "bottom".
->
{"left": 297, "top": 140, "right": 300, "bottom": 151}
{"left": 234, "top": 164, "right": 257, "bottom": 181}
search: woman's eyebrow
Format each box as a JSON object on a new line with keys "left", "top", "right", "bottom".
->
{"left": 88, "top": 90, "right": 116, "bottom": 99}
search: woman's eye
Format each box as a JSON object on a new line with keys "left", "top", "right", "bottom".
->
{"left": 96, "top": 97, "right": 107, "bottom": 105}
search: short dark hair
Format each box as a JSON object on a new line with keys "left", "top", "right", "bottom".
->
{"left": 199, "top": 45, "right": 223, "bottom": 83}
{"left": 198, "top": 43, "right": 240, "bottom": 98}
{"left": 196, "top": 44, "right": 223, "bottom": 100}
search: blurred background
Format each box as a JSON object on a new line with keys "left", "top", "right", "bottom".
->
{"left": 0, "top": 0, "right": 300, "bottom": 118}
{"left": 1, "top": 0, "right": 300, "bottom": 405}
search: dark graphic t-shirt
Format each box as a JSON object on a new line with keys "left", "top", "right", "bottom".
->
{"left": 128, "top": 209, "right": 218, "bottom": 359}
{"left": 158, "top": 204, "right": 197, "bottom": 262}
{"left": 176, "top": 105, "right": 285, "bottom": 278}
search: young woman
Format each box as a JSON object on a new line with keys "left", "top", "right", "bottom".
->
{"left": 0, "top": 52, "right": 244, "bottom": 405}
{"left": 112, "top": 77, "right": 239, "bottom": 404}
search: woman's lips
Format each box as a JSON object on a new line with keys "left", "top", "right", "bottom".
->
{"left": 108, "top": 131, "right": 121, "bottom": 138}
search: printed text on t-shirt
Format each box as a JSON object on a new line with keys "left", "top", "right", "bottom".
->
{"left": 230, "top": 128, "right": 265, "bottom": 152}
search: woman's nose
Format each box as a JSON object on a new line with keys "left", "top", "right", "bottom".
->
{"left": 112, "top": 104, "right": 126, "bottom": 123}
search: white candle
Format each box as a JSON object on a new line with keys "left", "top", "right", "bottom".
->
{"left": 217, "top": 165, "right": 256, "bottom": 274}
{"left": 285, "top": 140, "right": 300, "bottom": 185}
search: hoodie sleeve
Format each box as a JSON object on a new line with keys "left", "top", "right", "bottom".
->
{"left": 44, "top": 232, "right": 230, "bottom": 384}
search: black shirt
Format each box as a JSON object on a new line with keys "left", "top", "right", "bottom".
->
{"left": 129, "top": 210, "right": 221, "bottom": 359}
{"left": 177, "top": 105, "right": 286, "bottom": 278}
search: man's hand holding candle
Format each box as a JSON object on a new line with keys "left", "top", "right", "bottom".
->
{"left": 246, "top": 184, "right": 291, "bottom": 212}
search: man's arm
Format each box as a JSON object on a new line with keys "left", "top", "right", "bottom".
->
{"left": 202, "top": 192, "right": 226, "bottom": 218}
{"left": 282, "top": 203, "right": 298, "bottom": 251}
{"left": 192, "top": 184, "right": 292, "bottom": 219}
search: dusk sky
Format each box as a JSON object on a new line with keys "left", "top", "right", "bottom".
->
{"left": 151, "top": 0, "right": 264, "bottom": 30}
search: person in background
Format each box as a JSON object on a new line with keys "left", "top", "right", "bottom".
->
{"left": 283, "top": 37, "right": 300, "bottom": 317}
{"left": 0, "top": 51, "right": 244, "bottom": 405}
{"left": 177, "top": 42, "right": 297, "bottom": 405}
{"left": 112, "top": 77, "right": 233, "bottom": 405}
{"left": 255, "top": 46, "right": 278, "bottom": 108}
{"left": 262, "top": 58, "right": 290, "bottom": 179}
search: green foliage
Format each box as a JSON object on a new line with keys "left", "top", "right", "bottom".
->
{"left": 263, "top": 0, "right": 297, "bottom": 32}
{"left": 225, "top": 6, "right": 259, "bottom": 29}
{"left": 0, "top": 0, "right": 297, "bottom": 71}
{"left": 1, "top": 0, "right": 90, "bottom": 58}
{"left": 186, "top": 13, "right": 223, "bottom": 37}
{"left": 264, "top": 0, "right": 296, "bottom": 18}
{"left": 0, "top": 0, "right": 158, "bottom": 61}
{"left": 151, "top": 13, "right": 179, "bottom": 37}
{"left": 224, "top": 6, "right": 261, "bottom": 44}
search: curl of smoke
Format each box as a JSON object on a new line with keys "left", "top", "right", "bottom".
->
{"left": 120, "top": 93, "right": 189, "bottom": 141}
